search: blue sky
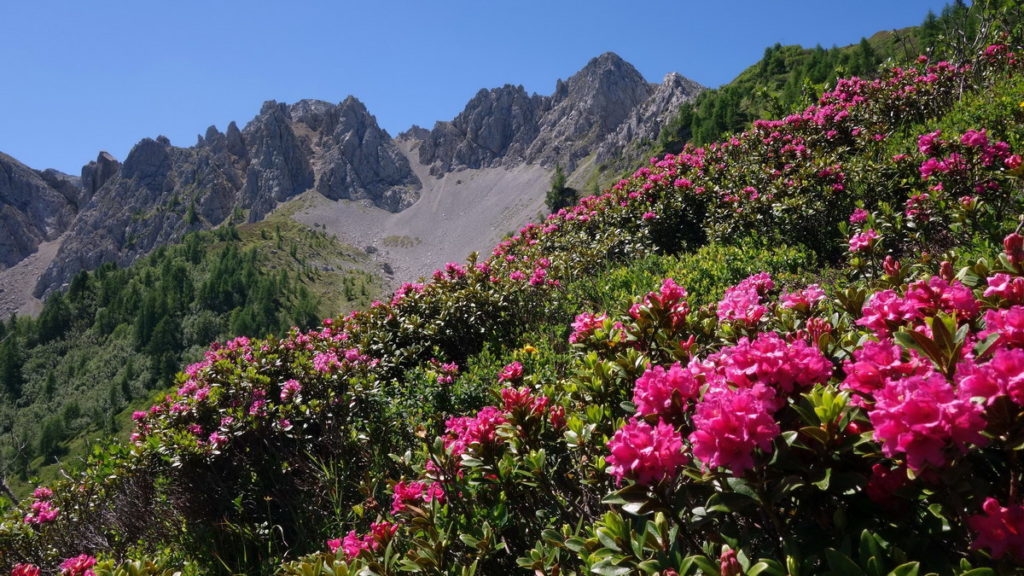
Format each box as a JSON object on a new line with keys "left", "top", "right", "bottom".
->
{"left": 1, "top": 1, "right": 952, "bottom": 174}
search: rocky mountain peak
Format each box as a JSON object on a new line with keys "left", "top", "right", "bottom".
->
{"left": 410, "top": 52, "right": 700, "bottom": 175}
{"left": 525, "top": 52, "right": 656, "bottom": 170}
{"left": 81, "top": 151, "right": 120, "bottom": 198}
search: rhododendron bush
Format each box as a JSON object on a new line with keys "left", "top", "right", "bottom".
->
{"left": 3, "top": 18, "right": 1024, "bottom": 576}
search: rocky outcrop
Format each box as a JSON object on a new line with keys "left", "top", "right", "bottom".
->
{"left": 525, "top": 52, "right": 654, "bottom": 171}
{"left": 415, "top": 85, "right": 544, "bottom": 176}
{"left": 32, "top": 96, "right": 422, "bottom": 296}
{"left": 594, "top": 72, "right": 706, "bottom": 164}
{"left": 306, "top": 97, "right": 420, "bottom": 211}
{"left": 81, "top": 151, "right": 121, "bottom": 199}
{"left": 409, "top": 52, "right": 703, "bottom": 175}
{"left": 0, "top": 153, "right": 79, "bottom": 270}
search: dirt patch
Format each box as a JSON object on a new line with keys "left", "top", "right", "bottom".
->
{"left": 292, "top": 142, "right": 552, "bottom": 290}
{"left": 0, "top": 235, "right": 63, "bottom": 318}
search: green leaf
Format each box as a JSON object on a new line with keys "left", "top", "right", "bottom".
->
{"left": 680, "top": 555, "right": 719, "bottom": 576}
{"left": 591, "top": 558, "right": 633, "bottom": 576}
{"left": 886, "top": 562, "right": 919, "bottom": 576}
{"left": 825, "top": 548, "right": 867, "bottom": 576}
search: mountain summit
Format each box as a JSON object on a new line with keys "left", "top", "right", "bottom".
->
{"left": 408, "top": 52, "right": 701, "bottom": 175}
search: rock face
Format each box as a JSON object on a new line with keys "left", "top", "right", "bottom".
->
{"left": 416, "top": 85, "right": 544, "bottom": 176}
{"left": 0, "top": 152, "right": 80, "bottom": 270}
{"left": 594, "top": 72, "right": 706, "bottom": 164}
{"left": 407, "top": 53, "right": 704, "bottom": 174}
{"left": 33, "top": 97, "right": 421, "bottom": 296}
{"left": 8, "top": 51, "right": 700, "bottom": 299}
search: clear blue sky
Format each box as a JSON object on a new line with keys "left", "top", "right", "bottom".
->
{"left": 1, "top": 1, "right": 952, "bottom": 174}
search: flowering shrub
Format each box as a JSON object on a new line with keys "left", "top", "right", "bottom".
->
{"left": 3, "top": 25, "right": 1024, "bottom": 576}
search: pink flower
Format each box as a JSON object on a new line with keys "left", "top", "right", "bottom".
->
{"left": 849, "top": 208, "right": 869, "bottom": 223}
{"left": 917, "top": 130, "right": 941, "bottom": 155}
{"left": 606, "top": 418, "right": 688, "bottom": 486}
{"left": 781, "top": 284, "right": 826, "bottom": 310}
{"left": 857, "top": 290, "right": 915, "bottom": 336}
{"left": 443, "top": 406, "right": 508, "bottom": 459}
{"left": 841, "top": 339, "right": 929, "bottom": 404}
{"left": 716, "top": 274, "right": 773, "bottom": 325}
{"left": 689, "top": 385, "right": 780, "bottom": 475}
{"left": 631, "top": 278, "right": 690, "bottom": 331}
{"left": 869, "top": 371, "right": 986, "bottom": 471}
{"left": 32, "top": 487, "right": 53, "bottom": 500}
{"left": 960, "top": 129, "right": 988, "bottom": 148}
{"left": 865, "top": 463, "right": 910, "bottom": 510}
{"left": 280, "top": 379, "right": 302, "bottom": 401}
{"left": 313, "top": 352, "right": 340, "bottom": 373}
{"left": 501, "top": 387, "right": 548, "bottom": 415}
{"left": 1006, "top": 233, "right": 1024, "bottom": 266}
{"left": 391, "top": 481, "right": 445, "bottom": 514}
{"left": 12, "top": 565, "right": 41, "bottom": 576}
{"left": 327, "top": 538, "right": 342, "bottom": 554}
{"left": 633, "top": 363, "right": 701, "bottom": 419}
{"left": 59, "top": 555, "right": 96, "bottom": 576}
{"left": 968, "top": 498, "right": 1024, "bottom": 560}
{"left": 342, "top": 530, "right": 370, "bottom": 559}
{"left": 569, "top": 312, "right": 608, "bottom": 344}
{"left": 957, "top": 348, "right": 1024, "bottom": 405}
{"left": 716, "top": 332, "right": 833, "bottom": 402}
{"left": 641, "top": 211, "right": 657, "bottom": 220}
{"left": 720, "top": 548, "right": 743, "bottom": 576}
{"left": 903, "top": 276, "right": 979, "bottom": 321}
{"left": 498, "top": 361, "right": 524, "bottom": 382}
{"left": 848, "top": 229, "right": 879, "bottom": 252}
{"left": 981, "top": 307, "right": 1024, "bottom": 349}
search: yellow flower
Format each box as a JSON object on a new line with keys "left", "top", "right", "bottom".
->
{"left": 520, "top": 344, "right": 538, "bottom": 355}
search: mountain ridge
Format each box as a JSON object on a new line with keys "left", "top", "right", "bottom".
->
{"left": 0, "top": 52, "right": 703, "bottom": 311}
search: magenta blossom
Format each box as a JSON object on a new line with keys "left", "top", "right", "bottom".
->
{"left": 968, "top": 498, "right": 1024, "bottom": 561}
{"left": 606, "top": 418, "right": 688, "bottom": 486}
{"left": 848, "top": 229, "right": 879, "bottom": 252}
{"left": 689, "top": 384, "right": 780, "bottom": 475}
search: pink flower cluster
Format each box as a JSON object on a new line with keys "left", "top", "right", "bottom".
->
{"left": 328, "top": 521, "right": 399, "bottom": 560}
{"left": 59, "top": 555, "right": 96, "bottom": 576}
{"left": 848, "top": 229, "right": 879, "bottom": 252}
{"left": 689, "top": 385, "right": 780, "bottom": 475}
{"left": 279, "top": 379, "right": 302, "bottom": 402}
{"left": 630, "top": 278, "right": 689, "bottom": 332}
{"left": 568, "top": 312, "right": 609, "bottom": 344}
{"left": 633, "top": 363, "right": 701, "bottom": 420}
{"left": 857, "top": 276, "right": 980, "bottom": 336}
{"left": 968, "top": 498, "right": 1024, "bottom": 561}
{"left": 841, "top": 340, "right": 930, "bottom": 404}
{"left": 606, "top": 418, "right": 688, "bottom": 486}
{"left": 713, "top": 332, "right": 833, "bottom": 401}
{"left": 497, "top": 361, "right": 523, "bottom": 382}
{"left": 868, "top": 371, "right": 986, "bottom": 471}
{"left": 23, "top": 486, "right": 59, "bottom": 525}
{"left": 443, "top": 406, "right": 508, "bottom": 459}
{"left": 716, "top": 273, "right": 775, "bottom": 325}
{"left": 391, "top": 480, "right": 445, "bottom": 514}
{"left": 11, "top": 565, "right": 40, "bottom": 576}
{"left": 500, "top": 387, "right": 549, "bottom": 416}
{"left": 985, "top": 273, "right": 1024, "bottom": 303}
{"left": 781, "top": 284, "right": 826, "bottom": 311}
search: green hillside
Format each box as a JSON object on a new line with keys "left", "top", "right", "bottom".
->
{"left": 0, "top": 204, "right": 382, "bottom": 498}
